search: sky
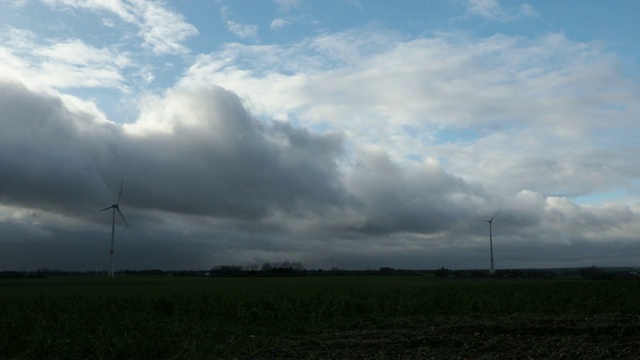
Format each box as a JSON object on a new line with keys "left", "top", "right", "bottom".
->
{"left": 1, "top": 0, "right": 639, "bottom": 272}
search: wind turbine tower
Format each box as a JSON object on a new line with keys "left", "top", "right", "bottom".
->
{"left": 99, "top": 181, "right": 129, "bottom": 279}
{"left": 484, "top": 211, "right": 500, "bottom": 276}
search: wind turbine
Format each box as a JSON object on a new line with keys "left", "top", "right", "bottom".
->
{"left": 99, "top": 180, "right": 129, "bottom": 279}
{"left": 483, "top": 210, "right": 500, "bottom": 276}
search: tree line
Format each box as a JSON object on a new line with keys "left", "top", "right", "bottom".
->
{"left": 1, "top": 265, "right": 638, "bottom": 279}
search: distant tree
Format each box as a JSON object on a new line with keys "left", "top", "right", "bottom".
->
{"left": 261, "top": 262, "right": 273, "bottom": 272}
{"left": 580, "top": 265, "right": 609, "bottom": 280}
{"left": 245, "top": 264, "right": 260, "bottom": 272}
{"left": 378, "top": 267, "right": 395, "bottom": 275}
{"left": 0, "top": 271, "right": 23, "bottom": 279}
{"left": 434, "top": 267, "right": 451, "bottom": 277}
{"left": 211, "top": 265, "right": 245, "bottom": 277}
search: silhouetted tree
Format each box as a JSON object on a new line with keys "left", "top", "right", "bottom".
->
{"left": 434, "top": 267, "right": 451, "bottom": 277}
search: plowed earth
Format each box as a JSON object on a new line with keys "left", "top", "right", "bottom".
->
{"left": 264, "top": 315, "right": 640, "bottom": 359}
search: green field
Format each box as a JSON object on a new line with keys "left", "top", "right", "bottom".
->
{"left": 1, "top": 276, "right": 639, "bottom": 359}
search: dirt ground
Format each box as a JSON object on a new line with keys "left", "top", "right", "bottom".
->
{"left": 266, "top": 315, "right": 640, "bottom": 359}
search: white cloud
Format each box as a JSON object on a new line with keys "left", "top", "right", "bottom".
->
{"left": 40, "top": 0, "right": 136, "bottom": 21}
{"left": 270, "top": 0, "right": 307, "bottom": 32}
{"left": 0, "top": 29, "right": 131, "bottom": 90}
{"left": 39, "top": 0, "right": 198, "bottom": 55}
{"left": 466, "top": 0, "right": 503, "bottom": 19}
{"left": 135, "top": 0, "right": 199, "bottom": 55}
{"left": 466, "top": 0, "right": 538, "bottom": 22}
{"left": 274, "top": 0, "right": 301, "bottom": 12}
{"left": 5, "top": 0, "right": 28, "bottom": 6}
{"left": 34, "top": 40, "right": 130, "bottom": 68}
{"left": 519, "top": 3, "right": 538, "bottom": 17}
{"left": 220, "top": 5, "right": 259, "bottom": 41}
{"left": 181, "top": 30, "right": 640, "bottom": 202}
{"left": 225, "top": 20, "right": 259, "bottom": 41}
{"left": 270, "top": 18, "right": 288, "bottom": 30}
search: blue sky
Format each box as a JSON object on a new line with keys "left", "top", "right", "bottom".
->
{"left": 1, "top": 0, "right": 639, "bottom": 271}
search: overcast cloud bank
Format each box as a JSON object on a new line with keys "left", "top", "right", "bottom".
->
{"left": 1, "top": 0, "right": 639, "bottom": 270}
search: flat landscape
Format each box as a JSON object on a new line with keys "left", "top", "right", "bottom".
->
{"left": 1, "top": 276, "right": 639, "bottom": 359}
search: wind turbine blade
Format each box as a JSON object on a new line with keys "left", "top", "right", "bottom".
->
{"left": 116, "top": 208, "right": 129, "bottom": 227}
{"left": 490, "top": 210, "right": 501, "bottom": 222}
{"left": 117, "top": 180, "right": 124, "bottom": 204}
{"left": 98, "top": 206, "right": 113, "bottom": 212}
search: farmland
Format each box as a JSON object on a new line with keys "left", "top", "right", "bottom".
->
{"left": 1, "top": 276, "right": 639, "bottom": 359}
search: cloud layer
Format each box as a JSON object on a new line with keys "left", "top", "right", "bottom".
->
{"left": 1, "top": 0, "right": 639, "bottom": 271}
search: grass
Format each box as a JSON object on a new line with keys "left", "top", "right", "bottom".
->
{"left": 1, "top": 276, "right": 639, "bottom": 359}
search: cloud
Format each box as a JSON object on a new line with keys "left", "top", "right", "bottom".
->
{"left": 519, "top": 4, "right": 538, "bottom": 18}
{"left": 344, "top": 148, "right": 488, "bottom": 235}
{"left": 0, "top": 78, "right": 347, "bottom": 268}
{"left": 0, "top": 28, "right": 131, "bottom": 90}
{"left": 181, "top": 30, "right": 640, "bottom": 200}
{"left": 2, "top": 7, "right": 640, "bottom": 271}
{"left": 225, "top": 20, "right": 259, "bottom": 41}
{"left": 34, "top": 40, "right": 129, "bottom": 69}
{"left": 38, "top": 0, "right": 198, "bottom": 55}
{"left": 135, "top": 1, "right": 199, "bottom": 55}
{"left": 168, "top": 28, "right": 640, "bottom": 269}
{"left": 0, "top": 78, "right": 347, "bottom": 219}
{"left": 0, "top": 75, "right": 492, "bottom": 269}
{"left": 1, "top": 70, "right": 640, "bottom": 270}
{"left": 270, "top": 0, "right": 307, "bottom": 31}
{"left": 270, "top": 18, "right": 288, "bottom": 30}
{"left": 220, "top": 5, "right": 259, "bottom": 41}
{"left": 124, "top": 85, "right": 348, "bottom": 219}
{"left": 274, "top": 0, "right": 301, "bottom": 12}
{"left": 0, "top": 81, "right": 113, "bottom": 216}
{"left": 466, "top": 0, "right": 538, "bottom": 22}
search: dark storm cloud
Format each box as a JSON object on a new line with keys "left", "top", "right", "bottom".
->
{"left": 116, "top": 85, "right": 348, "bottom": 219}
{"left": 3, "top": 76, "right": 638, "bottom": 271}
{"left": 345, "top": 148, "right": 490, "bottom": 235}
{"left": 0, "top": 80, "right": 347, "bottom": 221}
{"left": 0, "top": 79, "right": 356, "bottom": 269}
{"left": 0, "top": 80, "right": 114, "bottom": 215}
{"left": 0, "top": 77, "right": 489, "bottom": 229}
{"left": 0, "top": 76, "right": 508, "bottom": 270}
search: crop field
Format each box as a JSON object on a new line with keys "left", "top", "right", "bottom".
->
{"left": 1, "top": 276, "right": 639, "bottom": 359}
